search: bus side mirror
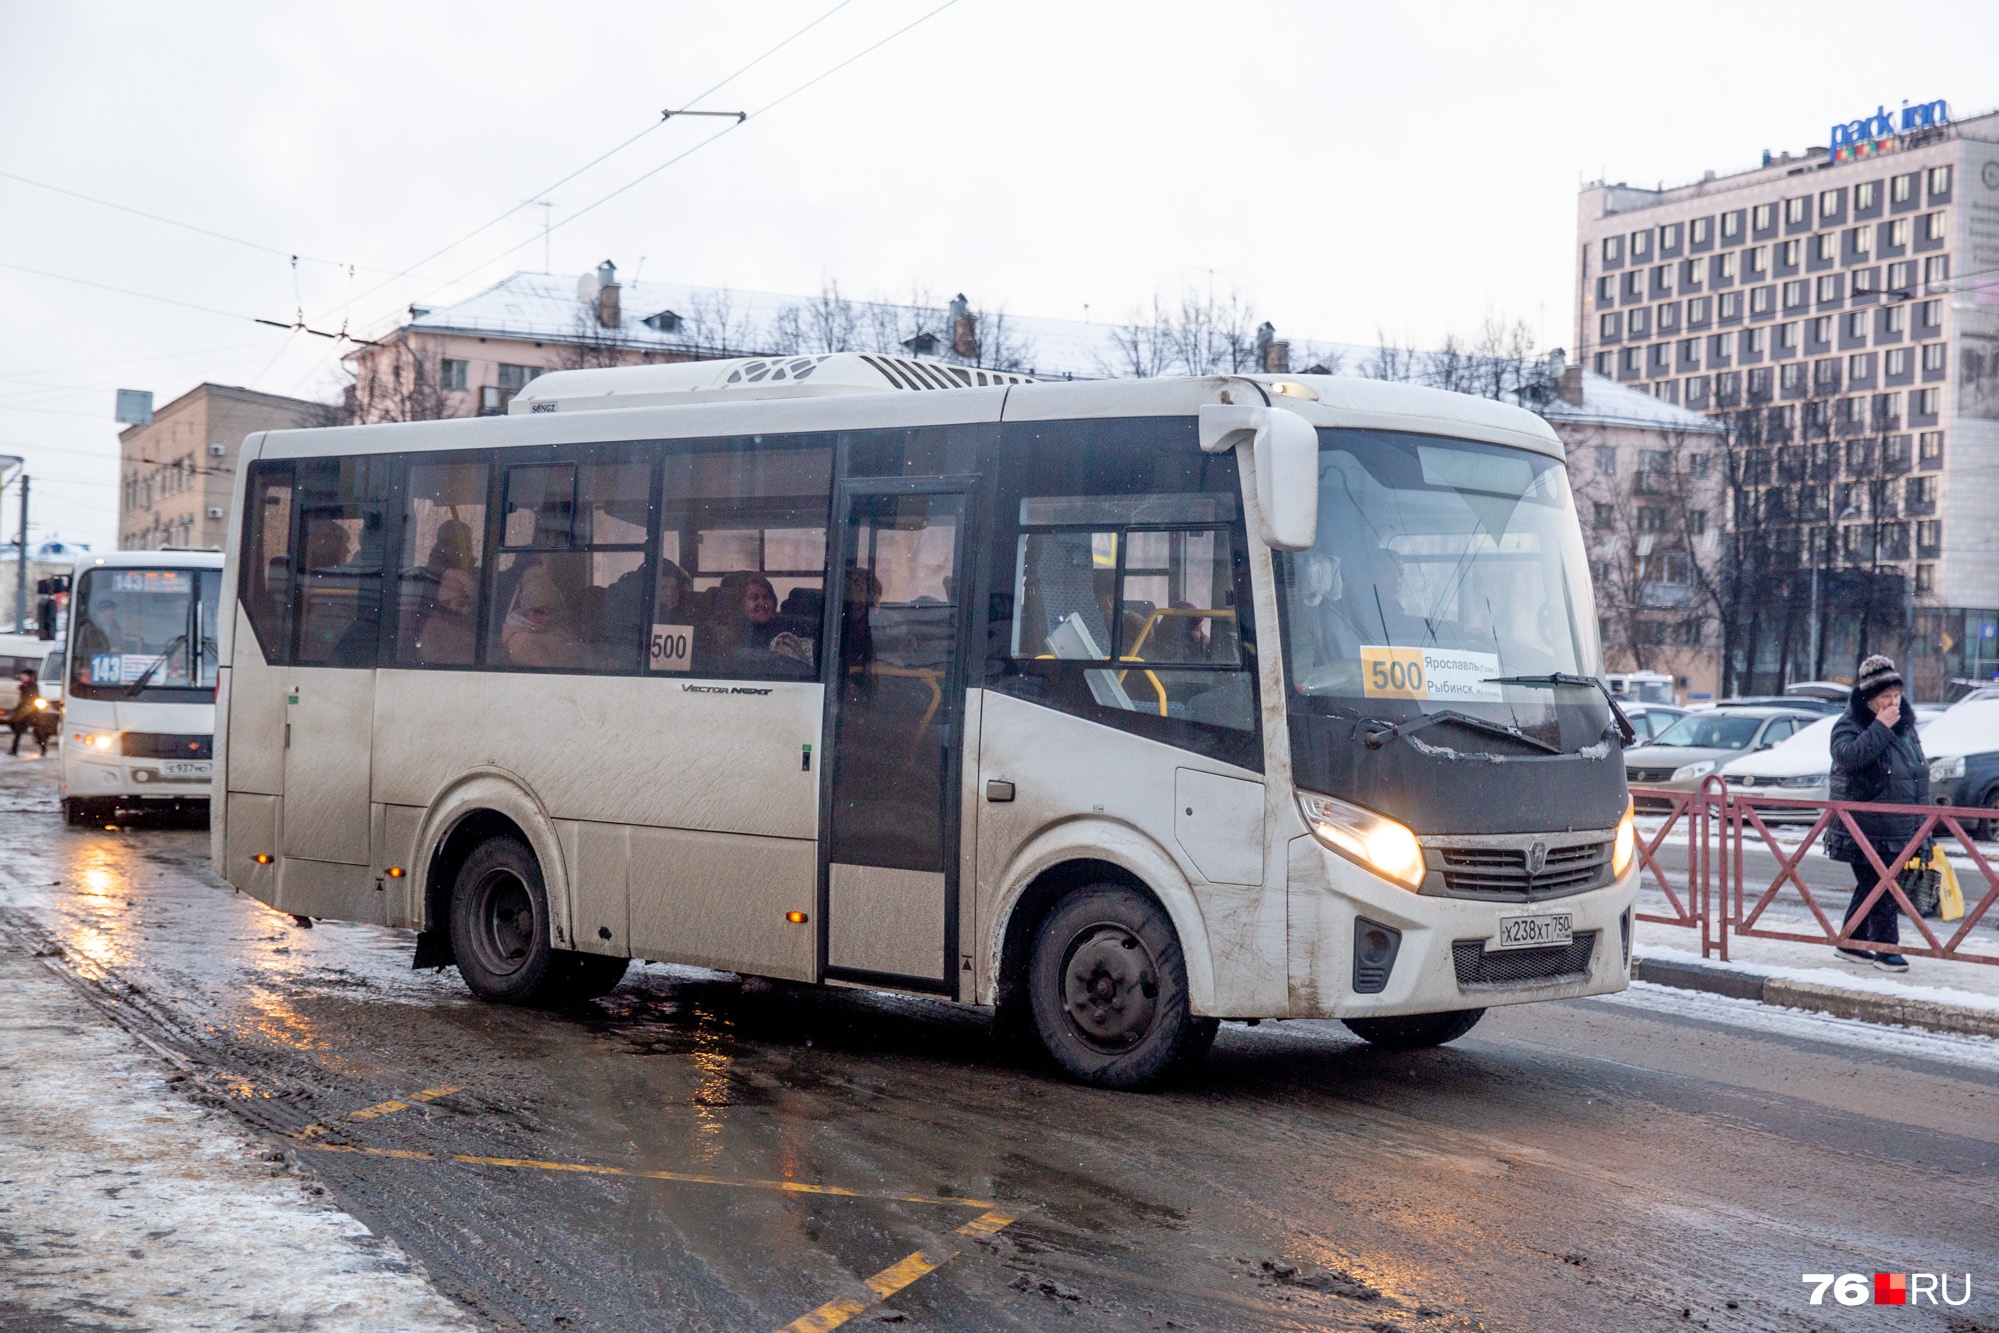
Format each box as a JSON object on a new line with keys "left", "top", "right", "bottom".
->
{"left": 1198, "top": 404, "right": 1319, "bottom": 550}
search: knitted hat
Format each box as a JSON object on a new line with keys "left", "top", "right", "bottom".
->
{"left": 1854, "top": 654, "right": 1903, "bottom": 700}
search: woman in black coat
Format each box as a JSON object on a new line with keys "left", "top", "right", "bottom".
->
{"left": 1823, "top": 654, "right": 1928, "bottom": 972}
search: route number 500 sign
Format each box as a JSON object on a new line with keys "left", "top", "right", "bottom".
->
{"left": 1358, "top": 646, "right": 1504, "bottom": 703}
{"left": 1361, "top": 646, "right": 1426, "bottom": 698}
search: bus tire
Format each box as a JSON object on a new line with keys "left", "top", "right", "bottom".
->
{"left": 449, "top": 834, "right": 563, "bottom": 1005}
{"left": 1341, "top": 1008, "right": 1485, "bottom": 1050}
{"left": 63, "top": 797, "right": 98, "bottom": 827}
{"left": 1028, "top": 883, "right": 1203, "bottom": 1090}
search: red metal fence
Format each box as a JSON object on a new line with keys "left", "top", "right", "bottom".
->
{"left": 1632, "top": 780, "right": 1999, "bottom": 966}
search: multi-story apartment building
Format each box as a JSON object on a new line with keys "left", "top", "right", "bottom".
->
{"left": 118, "top": 383, "right": 325, "bottom": 550}
{"left": 1575, "top": 105, "right": 1999, "bottom": 695}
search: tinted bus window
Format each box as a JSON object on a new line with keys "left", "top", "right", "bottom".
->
{"left": 487, "top": 454, "right": 651, "bottom": 672}
{"left": 70, "top": 567, "right": 218, "bottom": 700}
{"left": 394, "top": 458, "right": 488, "bottom": 667}
{"left": 657, "top": 441, "right": 831, "bottom": 680}
{"left": 988, "top": 418, "right": 1259, "bottom": 770}
{"left": 294, "top": 456, "right": 390, "bottom": 667}
{"left": 241, "top": 461, "right": 294, "bottom": 663}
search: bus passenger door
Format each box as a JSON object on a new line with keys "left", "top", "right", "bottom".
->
{"left": 821, "top": 482, "right": 971, "bottom": 990}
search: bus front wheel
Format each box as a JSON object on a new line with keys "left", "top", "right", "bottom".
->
{"left": 1028, "top": 883, "right": 1214, "bottom": 1089}
{"left": 450, "top": 835, "right": 566, "bottom": 1005}
{"left": 1342, "top": 1008, "right": 1485, "bottom": 1049}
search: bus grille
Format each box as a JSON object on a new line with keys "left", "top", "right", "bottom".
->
{"left": 121, "top": 732, "right": 213, "bottom": 760}
{"left": 1452, "top": 931, "right": 1598, "bottom": 989}
{"left": 1437, "top": 840, "right": 1609, "bottom": 898}
{"left": 1627, "top": 767, "right": 1678, "bottom": 784}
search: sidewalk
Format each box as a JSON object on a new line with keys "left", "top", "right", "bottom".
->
{"left": 0, "top": 937, "right": 473, "bottom": 1332}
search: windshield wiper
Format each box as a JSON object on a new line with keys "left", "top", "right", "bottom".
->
{"left": 120, "top": 634, "right": 187, "bottom": 697}
{"left": 1360, "top": 708, "right": 1560, "bottom": 755}
{"left": 1483, "top": 672, "right": 1638, "bottom": 746}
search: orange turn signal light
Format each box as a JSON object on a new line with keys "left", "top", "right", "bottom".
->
{"left": 386, "top": 866, "right": 406, "bottom": 878}
{"left": 254, "top": 853, "right": 273, "bottom": 865}
{"left": 786, "top": 910, "right": 808, "bottom": 924}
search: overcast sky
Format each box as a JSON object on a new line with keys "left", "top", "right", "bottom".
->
{"left": 1, "top": 0, "right": 1993, "bottom": 548}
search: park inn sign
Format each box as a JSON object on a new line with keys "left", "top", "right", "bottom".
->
{"left": 1829, "top": 98, "right": 1950, "bottom": 163}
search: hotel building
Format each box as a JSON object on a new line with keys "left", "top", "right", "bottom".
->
{"left": 1575, "top": 106, "right": 1999, "bottom": 694}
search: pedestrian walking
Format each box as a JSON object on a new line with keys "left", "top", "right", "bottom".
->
{"left": 1823, "top": 655, "right": 1928, "bottom": 972}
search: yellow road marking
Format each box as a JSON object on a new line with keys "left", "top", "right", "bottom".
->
{"left": 292, "top": 1141, "right": 1001, "bottom": 1211}
{"left": 293, "top": 1084, "right": 462, "bottom": 1140}
{"left": 778, "top": 1209, "right": 1024, "bottom": 1332}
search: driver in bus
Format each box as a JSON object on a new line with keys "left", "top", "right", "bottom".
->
{"left": 73, "top": 595, "right": 120, "bottom": 684}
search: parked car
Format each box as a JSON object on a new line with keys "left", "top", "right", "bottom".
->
{"left": 1621, "top": 702, "right": 1689, "bottom": 745}
{"left": 1784, "top": 681, "right": 1851, "bottom": 703}
{"left": 1927, "top": 700, "right": 1999, "bottom": 840}
{"left": 1711, "top": 695, "right": 1842, "bottom": 716}
{"left": 1723, "top": 712, "right": 1944, "bottom": 821}
{"left": 1625, "top": 707, "right": 1823, "bottom": 810}
{"left": 37, "top": 646, "right": 64, "bottom": 708}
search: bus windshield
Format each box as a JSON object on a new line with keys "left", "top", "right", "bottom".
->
{"left": 1276, "top": 429, "right": 1609, "bottom": 752}
{"left": 68, "top": 567, "right": 221, "bottom": 699}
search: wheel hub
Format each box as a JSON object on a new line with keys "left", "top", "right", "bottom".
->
{"left": 1061, "top": 925, "right": 1161, "bottom": 1051}
{"left": 472, "top": 869, "right": 535, "bottom": 977}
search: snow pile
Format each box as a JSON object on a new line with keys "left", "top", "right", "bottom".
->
{"left": 0, "top": 950, "right": 472, "bottom": 1332}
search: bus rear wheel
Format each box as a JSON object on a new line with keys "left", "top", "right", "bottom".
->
{"left": 1028, "top": 883, "right": 1213, "bottom": 1089}
{"left": 1342, "top": 1008, "right": 1485, "bottom": 1050}
{"left": 450, "top": 835, "right": 567, "bottom": 1005}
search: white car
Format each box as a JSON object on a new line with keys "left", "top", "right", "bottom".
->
{"left": 1722, "top": 712, "right": 1942, "bottom": 820}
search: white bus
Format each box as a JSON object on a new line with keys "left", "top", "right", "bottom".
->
{"left": 213, "top": 355, "right": 1638, "bottom": 1087}
{"left": 61, "top": 549, "right": 224, "bottom": 823}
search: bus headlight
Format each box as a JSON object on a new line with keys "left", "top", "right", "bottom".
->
{"left": 1298, "top": 791, "right": 1426, "bottom": 890}
{"left": 72, "top": 731, "right": 117, "bottom": 751}
{"left": 1612, "top": 799, "right": 1636, "bottom": 878}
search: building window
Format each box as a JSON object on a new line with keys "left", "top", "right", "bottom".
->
{"left": 1655, "top": 380, "right": 1680, "bottom": 404}
{"left": 1845, "top": 311, "right": 1868, "bottom": 340}
{"left": 1857, "top": 180, "right": 1879, "bottom": 211}
{"left": 1629, "top": 308, "right": 1651, "bottom": 337}
{"left": 1883, "top": 434, "right": 1910, "bottom": 468}
{"left": 1873, "top": 390, "right": 1899, "bottom": 427}
{"left": 1915, "top": 564, "right": 1935, "bottom": 594}
{"left": 1813, "top": 358, "right": 1841, "bottom": 392}
{"left": 1928, "top": 165, "right": 1951, "bottom": 197}
{"left": 1596, "top": 275, "right": 1614, "bottom": 302}
{"left": 1594, "top": 351, "right": 1614, "bottom": 375}
{"left": 1651, "top": 263, "right": 1672, "bottom": 294}
{"left": 1911, "top": 475, "right": 1937, "bottom": 506}
{"left": 1594, "top": 445, "right": 1617, "bottom": 473}
{"left": 1850, "top": 226, "right": 1872, "bottom": 257}
{"left": 440, "top": 359, "right": 468, "bottom": 390}
{"left": 1781, "top": 239, "right": 1801, "bottom": 267}
{"left": 1681, "top": 258, "right": 1703, "bottom": 289}
{"left": 1685, "top": 376, "right": 1710, "bottom": 407}
{"left": 1892, "top": 173, "right": 1915, "bottom": 204}
{"left": 1753, "top": 203, "right": 1773, "bottom": 231}
{"left": 1749, "top": 285, "right": 1773, "bottom": 315}
{"left": 1691, "top": 217, "right": 1711, "bottom": 245}
{"left": 1883, "top": 304, "right": 1907, "bottom": 334}
{"left": 1886, "top": 347, "right": 1910, "bottom": 376}
{"left": 1887, "top": 261, "right": 1914, "bottom": 295}
{"left": 1782, "top": 279, "right": 1807, "bottom": 309}
{"left": 1916, "top": 388, "right": 1939, "bottom": 415}
{"left": 1637, "top": 507, "right": 1667, "bottom": 533}
{"left": 1921, "top": 341, "right": 1946, "bottom": 372}
{"left": 1890, "top": 217, "right": 1911, "bottom": 248}
{"left": 1688, "top": 296, "right": 1709, "bottom": 323}
{"left": 1918, "top": 431, "right": 1943, "bottom": 465}
{"left": 1717, "top": 252, "right": 1737, "bottom": 281}
{"left": 1814, "top": 233, "right": 1837, "bottom": 263}
{"left": 496, "top": 363, "right": 539, "bottom": 390}
{"left": 1658, "top": 301, "right": 1679, "bottom": 331}
{"left": 1689, "top": 453, "right": 1710, "bottom": 478}
{"left": 1851, "top": 268, "right": 1878, "bottom": 296}
{"left": 1818, "top": 188, "right": 1841, "bottom": 216}
{"left": 1786, "top": 197, "right": 1808, "bottom": 225}
{"left": 1777, "top": 322, "right": 1799, "bottom": 351}
{"left": 1719, "top": 292, "right": 1741, "bottom": 320}
{"left": 1924, "top": 211, "right": 1948, "bottom": 243}
{"left": 1621, "top": 347, "right": 1643, "bottom": 373}
{"left": 1747, "top": 245, "right": 1769, "bottom": 277}
{"left": 1721, "top": 210, "right": 1743, "bottom": 241}
{"left": 1810, "top": 315, "right": 1833, "bottom": 344}
{"left": 1623, "top": 270, "right": 1643, "bottom": 300}
{"left": 1917, "top": 519, "right": 1941, "bottom": 554}
{"left": 1747, "top": 365, "right": 1773, "bottom": 399}
{"left": 1661, "top": 222, "right": 1681, "bottom": 249}
{"left": 1678, "top": 337, "right": 1699, "bottom": 368}
{"left": 1816, "top": 275, "right": 1840, "bottom": 303}
{"left": 1631, "top": 229, "right": 1651, "bottom": 259}
{"left": 1742, "top": 327, "right": 1765, "bottom": 355}
{"left": 1592, "top": 502, "right": 1615, "bottom": 530}
{"left": 1918, "top": 299, "right": 1941, "bottom": 330}
{"left": 1923, "top": 255, "right": 1950, "bottom": 288}
{"left": 1708, "top": 333, "right": 1730, "bottom": 362}
{"left": 1603, "top": 236, "right": 1623, "bottom": 263}
{"left": 1600, "top": 312, "right": 1621, "bottom": 339}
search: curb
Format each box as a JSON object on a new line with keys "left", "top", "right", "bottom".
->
{"left": 1630, "top": 956, "right": 1999, "bottom": 1040}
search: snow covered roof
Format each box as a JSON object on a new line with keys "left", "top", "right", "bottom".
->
{"left": 390, "top": 271, "right": 1724, "bottom": 439}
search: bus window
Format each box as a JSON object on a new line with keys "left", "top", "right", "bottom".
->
{"left": 241, "top": 461, "right": 294, "bottom": 663}
{"left": 292, "top": 457, "right": 389, "bottom": 668}
{"left": 393, "top": 459, "right": 488, "bottom": 667}
{"left": 658, "top": 442, "right": 830, "bottom": 680}
{"left": 487, "top": 457, "right": 650, "bottom": 673}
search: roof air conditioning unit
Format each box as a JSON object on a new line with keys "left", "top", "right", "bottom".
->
{"left": 206, "top": 506, "right": 225, "bottom": 519}
{"left": 209, "top": 443, "right": 227, "bottom": 457}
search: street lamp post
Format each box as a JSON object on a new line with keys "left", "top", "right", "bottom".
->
{"left": 1807, "top": 503, "right": 1862, "bottom": 680}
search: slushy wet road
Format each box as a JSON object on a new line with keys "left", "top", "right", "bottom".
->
{"left": 2, "top": 754, "right": 1995, "bottom": 1333}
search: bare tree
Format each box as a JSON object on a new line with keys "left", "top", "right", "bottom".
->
{"left": 972, "top": 302, "right": 1035, "bottom": 373}
{"left": 767, "top": 304, "right": 806, "bottom": 355}
{"left": 560, "top": 303, "right": 633, "bottom": 370}
{"left": 803, "top": 280, "right": 860, "bottom": 353}
{"left": 1100, "top": 294, "right": 1179, "bottom": 378}
{"left": 684, "top": 287, "right": 755, "bottom": 357}
{"left": 1361, "top": 333, "right": 1418, "bottom": 381}
{"left": 345, "top": 335, "right": 447, "bottom": 423}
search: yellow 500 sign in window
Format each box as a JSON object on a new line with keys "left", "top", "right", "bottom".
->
{"left": 1360, "top": 647, "right": 1504, "bottom": 702}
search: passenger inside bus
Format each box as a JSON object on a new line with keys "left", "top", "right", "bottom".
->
{"left": 704, "top": 571, "right": 814, "bottom": 677}
{"left": 501, "top": 561, "right": 586, "bottom": 669}
{"left": 411, "top": 517, "right": 478, "bottom": 665}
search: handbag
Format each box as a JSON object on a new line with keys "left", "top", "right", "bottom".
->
{"left": 1932, "top": 847, "right": 1965, "bottom": 923}
{"left": 1899, "top": 856, "right": 1943, "bottom": 919}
